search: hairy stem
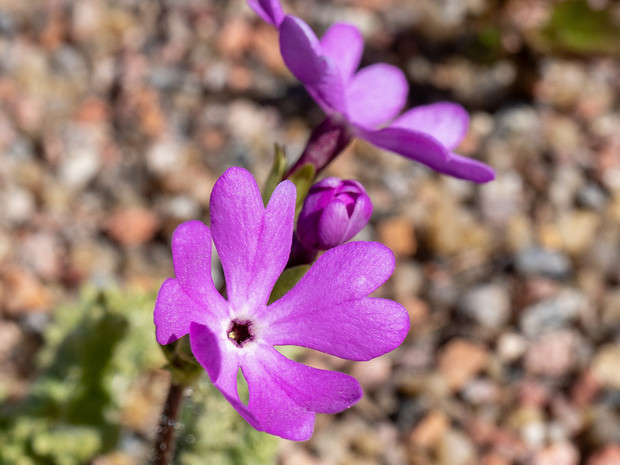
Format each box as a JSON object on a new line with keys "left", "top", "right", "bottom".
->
{"left": 149, "top": 380, "right": 186, "bottom": 465}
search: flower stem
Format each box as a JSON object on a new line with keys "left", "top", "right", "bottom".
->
{"left": 149, "top": 380, "right": 186, "bottom": 465}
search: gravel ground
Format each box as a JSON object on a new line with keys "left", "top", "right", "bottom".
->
{"left": 1, "top": 0, "right": 620, "bottom": 464}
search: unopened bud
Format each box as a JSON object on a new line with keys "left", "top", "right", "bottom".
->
{"left": 296, "top": 178, "right": 372, "bottom": 251}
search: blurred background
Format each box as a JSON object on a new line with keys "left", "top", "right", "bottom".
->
{"left": 1, "top": 0, "right": 620, "bottom": 464}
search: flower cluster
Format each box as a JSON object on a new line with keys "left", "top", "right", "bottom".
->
{"left": 154, "top": 0, "right": 496, "bottom": 445}
{"left": 250, "top": 0, "right": 495, "bottom": 183}
{"left": 154, "top": 168, "right": 409, "bottom": 440}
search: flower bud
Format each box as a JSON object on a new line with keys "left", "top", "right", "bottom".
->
{"left": 296, "top": 178, "right": 372, "bottom": 251}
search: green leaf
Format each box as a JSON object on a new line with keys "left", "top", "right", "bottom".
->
{"left": 268, "top": 265, "right": 310, "bottom": 304}
{"left": 288, "top": 163, "right": 316, "bottom": 216}
{"left": 537, "top": 0, "right": 620, "bottom": 55}
{"left": 261, "top": 144, "right": 288, "bottom": 206}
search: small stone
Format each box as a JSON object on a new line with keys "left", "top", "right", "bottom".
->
{"left": 19, "top": 233, "right": 63, "bottom": 280}
{"left": 409, "top": 410, "right": 449, "bottom": 448}
{"left": 571, "top": 370, "right": 601, "bottom": 407}
{"left": 524, "top": 330, "right": 576, "bottom": 377}
{"left": 519, "top": 288, "right": 587, "bottom": 337}
{"left": 591, "top": 344, "right": 620, "bottom": 389}
{"left": 376, "top": 216, "right": 416, "bottom": 257}
{"left": 586, "top": 445, "right": 620, "bottom": 465}
{"left": 436, "top": 428, "right": 477, "bottom": 465}
{"left": 576, "top": 183, "right": 607, "bottom": 211}
{"left": 480, "top": 171, "right": 524, "bottom": 226}
{"left": 391, "top": 261, "right": 424, "bottom": 299}
{"left": 518, "top": 380, "right": 550, "bottom": 408}
{"left": 556, "top": 211, "right": 600, "bottom": 256}
{"left": 1, "top": 266, "right": 52, "bottom": 316}
{"left": 507, "top": 406, "right": 546, "bottom": 448}
{"left": 350, "top": 357, "right": 392, "bottom": 392}
{"left": 496, "top": 332, "right": 527, "bottom": 362}
{"left": 400, "top": 296, "right": 430, "bottom": 327}
{"left": 1, "top": 186, "right": 36, "bottom": 224}
{"left": 515, "top": 247, "right": 572, "bottom": 279}
{"left": 480, "top": 453, "right": 510, "bottom": 465}
{"left": 217, "top": 17, "right": 252, "bottom": 58}
{"left": 458, "top": 283, "right": 511, "bottom": 330}
{"left": 105, "top": 207, "right": 160, "bottom": 247}
{"left": 438, "top": 339, "right": 489, "bottom": 391}
{"left": 0, "top": 320, "right": 23, "bottom": 362}
{"left": 461, "top": 378, "right": 501, "bottom": 405}
{"left": 531, "top": 442, "right": 579, "bottom": 465}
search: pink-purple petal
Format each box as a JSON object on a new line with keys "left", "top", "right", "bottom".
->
{"left": 171, "top": 220, "right": 224, "bottom": 310}
{"left": 154, "top": 279, "right": 207, "bottom": 345}
{"left": 317, "top": 200, "right": 349, "bottom": 247}
{"left": 242, "top": 355, "right": 315, "bottom": 440}
{"left": 341, "top": 195, "right": 372, "bottom": 242}
{"left": 190, "top": 323, "right": 260, "bottom": 428}
{"left": 439, "top": 152, "right": 496, "bottom": 183}
{"left": 279, "top": 15, "right": 347, "bottom": 114}
{"left": 268, "top": 241, "right": 395, "bottom": 313}
{"left": 345, "top": 64, "right": 408, "bottom": 128}
{"left": 279, "top": 16, "right": 325, "bottom": 84}
{"left": 266, "top": 297, "right": 409, "bottom": 361}
{"left": 247, "top": 0, "right": 284, "bottom": 27}
{"left": 260, "top": 348, "right": 362, "bottom": 413}
{"left": 320, "top": 23, "right": 364, "bottom": 84}
{"left": 263, "top": 241, "right": 409, "bottom": 360}
{"left": 391, "top": 102, "right": 469, "bottom": 150}
{"left": 356, "top": 125, "right": 450, "bottom": 167}
{"left": 210, "top": 167, "right": 295, "bottom": 310}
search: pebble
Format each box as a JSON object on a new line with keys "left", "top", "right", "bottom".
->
{"left": 436, "top": 428, "right": 477, "bottom": 465}
{"left": 409, "top": 410, "right": 449, "bottom": 448}
{"left": 586, "top": 445, "right": 620, "bottom": 465}
{"left": 376, "top": 216, "right": 417, "bottom": 257}
{"left": 1, "top": 185, "right": 36, "bottom": 225}
{"left": 105, "top": 207, "right": 160, "bottom": 247}
{"left": 531, "top": 441, "right": 579, "bottom": 465}
{"left": 515, "top": 247, "right": 572, "bottom": 279}
{"left": 391, "top": 261, "right": 424, "bottom": 299}
{"left": 519, "top": 288, "right": 588, "bottom": 337}
{"left": 507, "top": 406, "right": 546, "bottom": 448}
{"left": 1, "top": 266, "right": 51, "bottom": 316}
{"left": 496, "top": 332, "right": 528, "bottom": 363}
{"left": 458, "top": 283, "right": 512, "bottom": 330}
{"left": 350, "top": 357, "right": 392, "bottom": 392}
{"left": 591, "top": 344, "right": 620, "bottom": 389}
{"left": 438, "top": 339, "right": 489, "bottom": 391}
{"left": 524, "top": 330, "right": 576, "bottom": 377}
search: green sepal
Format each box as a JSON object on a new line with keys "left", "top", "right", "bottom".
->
{"left": 268, "top": 265, "right": 310, "bottom": 304}
{"left": 159, "top": 334, "right": 203, "bottom": 386}
{"left": 288, "top": 163, "right": 316, "bottom": 216}
{"left": 262, "top": 144, "right": 288, "bottom": 207}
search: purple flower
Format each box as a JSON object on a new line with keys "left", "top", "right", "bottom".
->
{"left": 247, "top": 0, "right": 284, "bottom": 27}
{"left": 154, "top": 167, "right": 409, "bottom": 440}
{"left": 297, "top": 177, "right": 372, "bottom": 251}
{"left": 248, "top": 1, "right": 494, "bottom": 182}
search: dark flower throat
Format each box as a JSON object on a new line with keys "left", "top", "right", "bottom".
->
{"left": 227, "top": 319, "right": 254, "bottom": 347}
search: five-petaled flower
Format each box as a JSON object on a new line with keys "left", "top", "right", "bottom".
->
{"left": 249, "top": 0, "right": 495, "bottom": 183}
{"left": 154, "top": 167, "right": 409, "bottom": 440}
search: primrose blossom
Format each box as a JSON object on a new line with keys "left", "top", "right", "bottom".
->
{"left": 154, "top": 167, "right": 409, "bottom": 440}
{"left": 249, "top": 0, "right": 494, "bottom": 183}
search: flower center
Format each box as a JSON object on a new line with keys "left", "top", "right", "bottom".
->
{"left": 227, "top": 319, "right": 254, "bottom": 347}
